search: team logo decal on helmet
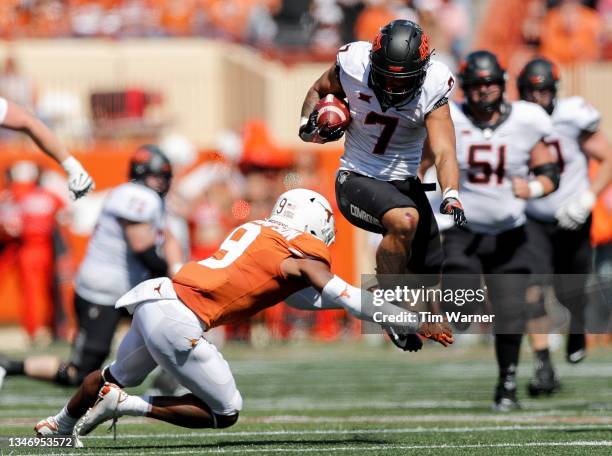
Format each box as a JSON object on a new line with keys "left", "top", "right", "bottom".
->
{"left": 517, "top": 57, "right": 560, "bottom": 114}
{"left": 129, "top": 144, "right": 173, "bottom": 196}
{"left": 268, "top": 188, "right": 336, "bottom": 246}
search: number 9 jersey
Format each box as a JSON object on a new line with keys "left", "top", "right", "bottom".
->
{"left": 451, "top": 101, "right": 554, "bottom": 234}
{"left": 172, "top": 220, "right": 331, "bottom": 330}
{"left": 337, "top": 41, "right": 455, "bottom": 181}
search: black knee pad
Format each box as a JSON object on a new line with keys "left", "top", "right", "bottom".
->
{"left": 54, "top": 362, "right": 81, "bottom": 387}
{"left": 213, "top": 412, "right": 239, "bottom": 429}
{"left": 526, "top": 290, "right": 547, "bottom": 320}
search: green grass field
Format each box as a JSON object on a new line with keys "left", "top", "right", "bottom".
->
{"left": 0, "top": 337, "right": 610, "bottom": 455}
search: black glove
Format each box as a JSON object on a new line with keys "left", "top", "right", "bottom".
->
{"left": 299, "top": 110, "right": 321, "bottom": 143}
{"left": 384, "top": 326, "right": 423, "bottom": 352}
{"left": 440, "top": 195, "right": 467, "bottom": 227}
{"left": 319, "top": 124, "right": 345, "bottom": 142}
{"left": 299, "top": 110, "right": 345, "bottom": 143}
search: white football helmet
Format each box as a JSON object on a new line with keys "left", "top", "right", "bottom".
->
{"left": 268, "top": 188, "right": 336, "bottom": 245}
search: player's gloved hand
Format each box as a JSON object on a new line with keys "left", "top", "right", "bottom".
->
{"left": 384, "top": 326, "right": 423, "bottom": 352}
{"left": 417, "top": 320, "right": 454, "bottom": 347}
{"left": 555, "top": 190, "right": 596, "bottom": 230}
{"left": 62, "top": 156, "right": 95, "bottom": 200}
{"left": 440, "top": 188, "right": 467, "bottom": 227}
{"left": 299, "top": 111, "right": 323, "bottom": 143}
{"left": 318, "top": 124, "right": 345, "bottom": 142}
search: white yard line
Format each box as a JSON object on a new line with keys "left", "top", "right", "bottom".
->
{"left": 38, "top": 440, "right": 612, "bottom": 456}
{"left": 79, "top": 423, "right": 612, "bottom": 440}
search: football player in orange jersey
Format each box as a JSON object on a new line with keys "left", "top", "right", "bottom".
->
{"left": 34, "top": 189, "right": 453, "bottom": 442}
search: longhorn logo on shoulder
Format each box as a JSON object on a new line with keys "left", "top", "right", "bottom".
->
{"left": 154, "top": 282, "right": 162, "bottom": 296}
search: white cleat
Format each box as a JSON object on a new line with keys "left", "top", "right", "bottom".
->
{"left": 36, "top": 415, "right": 84, "bottom": 447}
{"left": 35, "top": 416, "right": 59, "bottom": 436}
{"left": 74, "top": 382, "right": 126, "bottom": 437}
{"left": 0, "top": 366, "right": 6, "bottom": 391}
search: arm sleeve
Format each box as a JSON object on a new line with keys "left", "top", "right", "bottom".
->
{"left": 319, "top": 276, "right": 420, "bottom": 332}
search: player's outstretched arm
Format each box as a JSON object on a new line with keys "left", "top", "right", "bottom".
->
{"left": 1, "top": 99, "right": 94, "bottom": 199}
{"left": 425, "top": 103, "right": 466, "bottom": 226}
{"left": 513, "top": 140, "right": 559, "bottom": 200}
{"left": 299, "top": 63, "right": 346, "bottom": 143}
{"left": 282, "top": 258, "right": 453, "bottom": 347}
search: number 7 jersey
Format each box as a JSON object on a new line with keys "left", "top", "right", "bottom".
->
{"left": 451, "top": 101, "right": 553, "bottom": 234}
{"left": 337, "top": 41, "right": 455, "bottom": 181}
{"left": 172, "top": 220, "right": 331, "bottom": 329}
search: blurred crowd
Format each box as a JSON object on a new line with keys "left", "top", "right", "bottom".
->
{"left": 522, "top": 0, "right": 612, "bottom": 63}
{"left": 0, "top": 1, "right": 471, "bottom": 63}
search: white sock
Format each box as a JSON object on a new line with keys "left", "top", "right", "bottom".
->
{"left": 54, "top": 406, "right": 78, "bottom": 434}
{"left": 117, "top": 394, "right": 152, "bottom": 417}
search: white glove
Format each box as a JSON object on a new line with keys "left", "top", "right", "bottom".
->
{"left": 555, "top": 190, "right": 596, "bottom": 230}
{"left": 61, "top": 156, "right": 95, "bottom": 200}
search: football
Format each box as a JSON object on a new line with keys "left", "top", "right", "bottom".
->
{"left": 315, "top": 94, "right": 351, "bottom": 130}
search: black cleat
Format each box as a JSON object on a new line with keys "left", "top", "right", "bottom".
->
{"left": 493, "top": 376, "right": 521, "bottom": 412}
{"left": 566, "top": 334, "right": 587, "bottom": 364}
{"left": 527, "top": 359, "right": 561, "bottom": 397}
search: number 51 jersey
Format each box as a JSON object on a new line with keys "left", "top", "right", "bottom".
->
{"left": 451, "top": 101, "right": 554, "bottom": 234}
{"left": 337, "top": 41, "right": 455, "bottom": 181}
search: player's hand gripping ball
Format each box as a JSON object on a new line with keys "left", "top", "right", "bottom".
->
{"left": 300, "top": 95, "right": 350, "bottom": 143}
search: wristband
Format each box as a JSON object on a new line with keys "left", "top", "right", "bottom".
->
{"left": 528, "top": 180, "right": 545, "bottom": 198}
{"left": 61, "top": 156, "right": 82, "bottom": 175}
{"left": 442, "top": 188, "right": 459, "bottom": 200}
{"left": 300, "top": 116, "right": 309, "bottom": 127}
{"left": 579, "top": 190, "right": 596, "bottom": 210}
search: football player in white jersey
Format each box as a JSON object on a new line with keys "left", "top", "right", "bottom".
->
{"left": 0, "top": 97, "right": 93, "bottom": 199}
{"left": 299, "top": 20, "right": 465, "bottom": 349}
{"left": 0, "top": 145, "right": 183, "bottom": 387}
{"left": 441, "top": 51, "right": 560, "bottom": 411}
{"left": 517, "top": 58, "right": 612, "bottom": 396}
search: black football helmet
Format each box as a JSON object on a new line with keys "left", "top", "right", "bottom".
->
{"left": 369, "top": 20, "right": 432, "bottom": 110}
{"left": 459, "top": 50, "right": 506, "bottom": 113}
{"left": 517, "top": 57, "right": 559, "bottom": 114}
{"left": 129, "top": 144, "right": 172, "bottom": 196}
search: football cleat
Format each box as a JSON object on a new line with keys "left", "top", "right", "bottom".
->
{"left": 35, "top": 416, "right": 59, "bottom": 436}
{"left": 527, "top": 359, "right": 561, "bottom": 397}
{"left": 493, "top": 377, "right": 521, "bottom": 412}
{"left": 566, "top": 334, "right": 586, "bottom": 364}
{"left": 35, "top": 415, "right": 84, "bottom": 447}
{"left": 74, "top": 382, "right": 126, "bottom": 437}
{"left": 0, "top": 366, "right": 5, "bottom": 391}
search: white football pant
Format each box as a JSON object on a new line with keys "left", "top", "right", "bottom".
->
{"left": 108, "top": 298, "right": 242, "bottom": 415}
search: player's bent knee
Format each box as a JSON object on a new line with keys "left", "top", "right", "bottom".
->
{"left": 213, "top": 412, "right": 239, "bottom": 429}
{"left": 382, "top": 208, "right": 419, "bottom": 239}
